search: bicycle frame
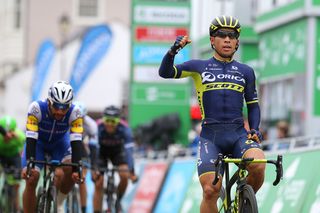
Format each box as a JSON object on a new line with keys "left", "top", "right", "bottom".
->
{"left": 96, "top": 165, "right": 129, "bottom": 213}
{"left": 213, "top": 154, "right": 283, "bottom": 213}
{"left": 27, "top": 158, "right": 83, "bottom": 213}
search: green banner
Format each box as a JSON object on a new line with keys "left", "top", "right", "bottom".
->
{"left": 313, "top": 19, "right": 320, "bottom": 116}
{"left": 258, "top": 19, "right": 307, "bottom": 79}
{"left": 258, "top": 151, "right": 320, "bottom": 213}
{"left": 130, "top": 0, "right": 191, "bottom": 146}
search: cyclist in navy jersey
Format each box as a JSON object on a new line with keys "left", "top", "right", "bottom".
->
{"left": 159, "top": 15, "right": 265, "bottom": 213}
{"left": 92, "top": 105, "right": 136, "bottom": 213}
{"left": 21, "top": 81, "right": 83, "bottom": 213}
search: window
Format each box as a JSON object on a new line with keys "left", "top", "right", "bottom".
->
{"left": 14, "top": 0, "right": 21, "bottom": 29}
{"left": 79, "top": 0, "right": 98, "bottom": 17}
{"left": 73, "top": 0, "right": 105, "bottom": 26}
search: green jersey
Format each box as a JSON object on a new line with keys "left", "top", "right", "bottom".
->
{"left": 0, "top": 129, "right": 25, "bottom": 157}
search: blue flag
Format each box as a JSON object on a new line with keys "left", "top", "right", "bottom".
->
{"left": 69, "top": 25, "right": 112, "bottom": 96}
{"left": 31, "top": 39, "right": 55, "bottom": 101}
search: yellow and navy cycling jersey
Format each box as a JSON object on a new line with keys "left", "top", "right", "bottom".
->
{"left": 159, "top": 53, "right": 260, "bottom": 129}
{"left": 26, "top": 100, "right": 83, "bottom": 144}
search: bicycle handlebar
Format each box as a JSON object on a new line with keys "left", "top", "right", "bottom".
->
{"left": 26, "top": 157, "right": 84, "bottom": 183}
{"left": 212, "top": 154, "right": 283, "bottom": 186}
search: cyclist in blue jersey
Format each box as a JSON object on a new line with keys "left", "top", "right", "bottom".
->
{"left": 159, "top": 15, "right": 265, "bottom": 213}
{"left": 74, "top": 101, "right": 99, "bottom": 213}
{"left": 21, "top": 81, "right": 84, "bottom": 213}
{"left": 92, "top": 105, "right": 136, "bottom": 213}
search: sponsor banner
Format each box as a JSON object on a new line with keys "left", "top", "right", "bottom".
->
{"left": 135, "top": 26, "right": 188, "bottom": 42}
{"left": 133, "top": 65, "right": 188, "bottom": 83}
{"left": 154, "top": 159, "right": 196, "bottom": 213}
{"left": 31, "top": 39, "right": 55, "bottom": 101}
{"left": 129, "top": 162, "right": 168, "bottom": 213}
{"left": 131, "top": 83, "right": 190, "bottom": 105}
{"left": 133, "top": 44, "right": 190, "bottom": 64}
{"left": 258, "top": 151, "right": 320, "bottom": 213}
{"left": 134, "top": 5, "right": 190, "bottom": 25}
{"left": 69, "top": 25, "right": 112, "bottom": 96}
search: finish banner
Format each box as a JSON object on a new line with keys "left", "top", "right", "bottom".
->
{"left": 69, "top": 25, "right": 112, "bottom": 96}
{"left": 31, "top": 39, "right": 55, "bottom": 101}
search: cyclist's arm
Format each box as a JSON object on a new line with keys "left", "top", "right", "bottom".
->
{"left": 159, "top": 53, "right": 199, "bottom": 80}
{"left": 84, "top": 115, "right": 99, "bottom": 168}
{"left": 244, "top": 67, "right": 260, "bottom": 130}
{"left": 25, "top": 101, "right": 41, "bottom": 161}
{"left": 123, "top": 127, "right": 135, "bottom": 173}
{"left": 159, "top": 52, "right": 177, "bottom": 78}
{"left": 69, "top": 105, "right": 84, "bottom": 171}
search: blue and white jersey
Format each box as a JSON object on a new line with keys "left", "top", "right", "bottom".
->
{"left": 26, "top": 100, "right": 83, "bottom": 145}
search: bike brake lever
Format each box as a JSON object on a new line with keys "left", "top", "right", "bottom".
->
{"left": 212, "top": 154, "right": 223, "bottom": 185}
{"left": 273, "top": 155, "right": 283, "bottom": 186}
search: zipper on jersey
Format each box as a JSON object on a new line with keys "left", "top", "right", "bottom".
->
{"left": 48, "top": 120, "right": 56, "bottom": 142}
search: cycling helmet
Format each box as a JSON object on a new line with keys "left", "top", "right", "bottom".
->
{"left": 209, "top": 15, "right": 241, "bottom": 37}
{"left": 103, "top": 105, "right": 120, "bottom": 118}
{"left": 48, "top": 81, "right": 73, "bottom": 110}
{"left": 73, "top": 101, "right": 87, "bottom": 116}
{"left": 0, "top": 116, "right": 17, "bottom": 131}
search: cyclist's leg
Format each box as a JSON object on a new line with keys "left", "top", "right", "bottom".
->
{"left": 93, "top": 158, "right": 106, "bottom": 212}
{"left": 112, "top": 151, "right": 129, "bottom": 200}
{"left": 232, "top": 126, "right": 266, "bottom": 193}
{"left": 21, "top": 142, "right": 43, "bottom": 213}
{"left": 111, "top": 148, "right": 129, "bottom": 212}
{"left": 6, "top": 154, "right": 22, "bottom": 211}
{"left": 80, "top": 167, "right": 87, "bottom": 212}
{"left": 51, "top": 135, "right": 75, "bottom": 193}
{"left": 50, "top": 136, "right": 74, "bottom": 212}
{"left": 197, "top": 125, "right": 225, "bottom": 213}
{"left": 80, "top": 143, "right": 89, "bottom": 213}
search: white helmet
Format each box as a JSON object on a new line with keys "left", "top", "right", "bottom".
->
{"left": 48, "top": 81, "right": 73, "bottom": 109}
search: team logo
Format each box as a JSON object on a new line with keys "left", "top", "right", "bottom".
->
{"left": 201, "top": 72, "right": 245, "bottom": 84}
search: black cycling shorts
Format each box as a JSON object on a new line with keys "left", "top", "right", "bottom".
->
{"left": 197, "top": 123, "right": 262, "bottom": 177}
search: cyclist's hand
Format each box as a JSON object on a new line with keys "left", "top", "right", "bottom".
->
{"left": 130, "top": 172, "right": 139, "bottom": 184}
{"left": 91, "top": 170, "right": 100, "bottom": 182}
{"left": 72, "top": 172, "right": 82, "bottom": 184}
{"left": 169, "top": 35, "right": 191, "bottom": 55}
{"left": 247, "top": 129, "right": 263, "bottom": 144}
{"left": 21, "top": 167, "right": 37, "bottom": 181}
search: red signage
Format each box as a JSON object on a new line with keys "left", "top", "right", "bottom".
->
{"left": 129, "top": 162, "right": 168, "bottom": 213}
{"left": 136, "top": 26, "right": 188, "bottom": 42}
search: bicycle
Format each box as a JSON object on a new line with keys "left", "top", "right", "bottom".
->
{"left": 27, "top": 157, "right": 83, "bottom": 213}
{"left": 65, "top": 161, "right": 91, "bottom": 213}
{"left": 95, "top": 164, "right": 129, "bottom": 213}
{"left": 0, "top": 165, "right": 20, "bottom": 213}
{"left": 212, "top": 153, "right": 283, "bottom": 213}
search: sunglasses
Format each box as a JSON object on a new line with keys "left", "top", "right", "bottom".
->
{"left": 214, "top": 30, "right": 239, "bottom": 39}
{"left": 51, "top": 102, "right": 70, "bottom": 111}
{"left": 103, "top": 116, "right": 120, "bottom": 125}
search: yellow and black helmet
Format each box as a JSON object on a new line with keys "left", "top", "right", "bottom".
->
{"left": 209, "top": 15, "right": 241, "bottom": 37}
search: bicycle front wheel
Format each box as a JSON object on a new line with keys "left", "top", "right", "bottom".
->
{"left": 45, "top": 186, "right": 57, "bottom": 213}
{"left": 36, "top": 187, "right": 46, "bottom": 213}
{"left": 239, "top": 184, "right": 258, "bottom": 213}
